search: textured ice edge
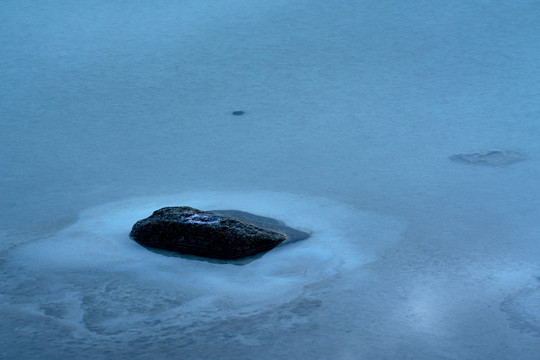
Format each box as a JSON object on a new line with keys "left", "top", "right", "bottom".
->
{"left": 450, "top": 149, "right": 525, "bottom": 166}
{"left": 5, "top": 191, "right": 406, "bottom": 334}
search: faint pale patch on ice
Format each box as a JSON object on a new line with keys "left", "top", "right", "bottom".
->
{"left": 3, "top": 191, "right": 406, "bottom": 337}
{"left": 450, "top": 149, "right": 525, "bottom": 166}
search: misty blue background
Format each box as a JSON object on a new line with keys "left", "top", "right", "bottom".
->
{"left": 2, "top": 0, "right": 540, "bottom": 359}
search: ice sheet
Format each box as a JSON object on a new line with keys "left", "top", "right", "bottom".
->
{"left": 2, "top": 0, "right": 540, "bottom": 358}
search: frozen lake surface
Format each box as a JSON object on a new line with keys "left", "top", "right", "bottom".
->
{"left": 2, "top": 0, "right": 540, "bottom": 359}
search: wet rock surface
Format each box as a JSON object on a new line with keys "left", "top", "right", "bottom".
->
{"left": 130, "top": 207, "right": 307, "bottom": 259}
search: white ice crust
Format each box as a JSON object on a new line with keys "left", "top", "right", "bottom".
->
{"left": 7, "top": 191, "right": 405, "bottom": 332}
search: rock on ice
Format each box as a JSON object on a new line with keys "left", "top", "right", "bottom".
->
{"left": 130, "top": 206, "right": 293, "bottom": 259}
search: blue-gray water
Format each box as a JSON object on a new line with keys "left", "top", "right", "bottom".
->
{"left": 2, "top": 1, "right": 540, "bottom": 359}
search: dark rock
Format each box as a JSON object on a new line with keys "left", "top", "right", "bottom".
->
{"left": 232, "top": 110, "right": 245, "bottom": 116}
{"left": 130, "top": 207, "right": 293, "bottom": 259}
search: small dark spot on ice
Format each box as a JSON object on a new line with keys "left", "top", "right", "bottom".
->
{"left": 232, "top": 111, "right": 245, "bottom": 116}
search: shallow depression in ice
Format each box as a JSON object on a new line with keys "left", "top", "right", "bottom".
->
{"left": 502, "top": 282, "right": 540, "bottom": 337}
{"left": 6, "top": 191, "right": 405, "bottom": 333}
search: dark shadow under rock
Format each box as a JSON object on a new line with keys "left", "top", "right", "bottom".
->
{"left": 450, "top": 149, "right": 525, "bottom": 166}
{"left": 130, "top": 207, "right": 310, "bottom": 261}
{"left": 143, "top": 247, "right": 267, "bottom": 266}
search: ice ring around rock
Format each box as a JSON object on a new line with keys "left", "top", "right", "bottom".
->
{"left": 3, "top": 191, "right": 406, "bottom": 335}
